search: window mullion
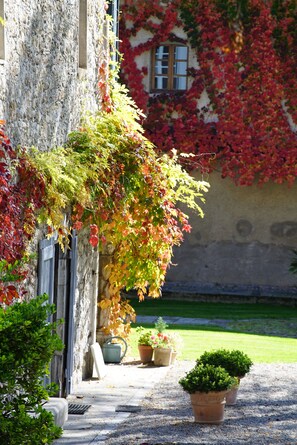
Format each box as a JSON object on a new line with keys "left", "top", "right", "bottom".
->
{"left": 168, "top": 45, "right": 174, "bottom": 90}
{"left": 152, "top": 48, "right": 155, "bottom": 89}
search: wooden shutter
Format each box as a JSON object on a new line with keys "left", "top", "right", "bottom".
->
{"left": 38, "top": 237, "right": 56, "bottom": 304}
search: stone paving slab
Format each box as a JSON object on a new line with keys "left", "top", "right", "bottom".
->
{"left": 53, "top": 362, "right": 169, "bottom": 445}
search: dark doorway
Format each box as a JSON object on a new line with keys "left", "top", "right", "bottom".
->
{"left": 38, "top": 233, "right": 77, "bottom": 397}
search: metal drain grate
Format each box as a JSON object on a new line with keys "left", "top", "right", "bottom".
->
{"left": 68, "top": 403, "right": 91, "bottom": 415}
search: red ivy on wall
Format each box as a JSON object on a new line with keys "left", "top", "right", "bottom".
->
{"left": 0, "top": 125, "right": 46, "bottom": 304}
{"left": 119, "top": 0, "right": 297, "bottom": 185}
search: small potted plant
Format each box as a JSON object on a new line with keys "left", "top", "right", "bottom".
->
{"left": 151, "top": 317, "right": 172, "bottom": 366}
{"left": 154, "top": 316, "right": 168, "bottom": 333}
{"left": 179, "top": 363, "right": 237, "bottom": 424}
{"left": 151, "top": 331, "right": 172, "bottom": 366}
{"left": 136, "top": 327, "right": 153, "bottom": 363}
{"left": 197, "top": 349, "right": 253, "bottom": 404}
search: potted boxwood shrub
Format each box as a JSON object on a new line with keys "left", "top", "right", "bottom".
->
{"left": 197, "top": 349, "right": 253, "bottom": 405}
{"left": 136, "top": 327, "right": 154, "bottom": 363}
{"left": 179, "top": 363, "right": 237, "bottom": 424}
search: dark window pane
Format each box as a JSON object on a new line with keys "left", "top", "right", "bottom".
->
{"left": 173, "top": 76, "right": 187, "bottom": 90}
{"left": 155, "top": 76, "right": 168, "bottom": 89}
{"left": 155, "top": 61, "right": 168, "bottom": 75}
{"left": 155, "top": 46, "right": 169, "bottom": 59}
{"left": 174, "top": 61, "right": 187, "bottom": 75}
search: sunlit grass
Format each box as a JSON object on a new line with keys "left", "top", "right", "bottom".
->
{"left": 127, "top": 298, "right": 297, "bottom": 362}
{"left": 128, "top": 324, "right": 297, "bottom": 363}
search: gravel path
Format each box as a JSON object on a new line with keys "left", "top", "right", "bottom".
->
{"left": 104, "top": 361, "right": 297, "bottom": 445}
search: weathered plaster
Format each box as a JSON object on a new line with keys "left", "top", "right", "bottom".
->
{"left": 166, "top": 170, "right": 297, "bottom": 296}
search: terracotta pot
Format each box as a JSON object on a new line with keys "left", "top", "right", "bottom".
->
{"left": 190, "top": 391, "right": 227, "bottom": 424}
{"left": 138, "top": 345, "right": 153, "bottom": 363}
{"left": 154, "top": 347, "right": 172, "bottom": 366}
{"left": 226, "top": 383, "right": 240, "bottom": 405}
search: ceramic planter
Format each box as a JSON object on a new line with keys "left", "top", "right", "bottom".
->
{"left": 190, "top": 390, "right": 228, "bottom": 424}
{"left": 170, "top": 350, "right": 177, "bottom": 365}
{"left": 154, "top": 347, "right": 172, "bottom": 366}
{"left": 138, "top": 345, "right": 153, "bottom": 363}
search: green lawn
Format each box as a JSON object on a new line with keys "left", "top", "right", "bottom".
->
{"left": 130, "top": 298, "right": 297, "bottom": 319}
{"left": 128, "top": 324, "right": 297, "bottom": 363}
{"left": 127, "top": 299, "right": 297, "bottom": 363}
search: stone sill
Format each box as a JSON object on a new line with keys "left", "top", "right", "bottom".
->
{"left": 78, "top": 67, "right": 87, "bottom": 80}
{"left": 43, "top": 397, "right": 68, "bottom": 427}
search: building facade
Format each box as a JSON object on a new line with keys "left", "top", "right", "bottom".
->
{"left": 0, "top": 0, "right": 108, "bottom": 393}
{"left": 119, "top": 1, "right": 297, "bottom": 300}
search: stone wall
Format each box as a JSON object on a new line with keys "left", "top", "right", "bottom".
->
{"left": 0, "top": 0, "right": 107, "bottom": 387}
{"left": 73, "top": 230, "right": 99, "bottom": 387}
{"left": 1, "top": 0, "right": 106, "bottom": 150}
{"left": 165, "top": 170, "right": 297, "bottom": 297}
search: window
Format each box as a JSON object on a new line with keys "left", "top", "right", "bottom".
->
{"left": 0, "top": 0, "right": 4, "bottom": 60}
{"left": 152, "top": 44, "right": 188, "bottom": 91}
{"left": 107, "top": 0, "right": 119, "bottom": 65}
{"left": 107, "top": 0, "right": 119, "bottom": 42}
{"left": 79, "top": 0, "right": 87, "bottom": 69}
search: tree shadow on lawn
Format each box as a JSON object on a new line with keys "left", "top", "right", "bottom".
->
{"left": 227, "top": 318, "right": 297, "bottom": 338}
{"left": 133, "top": 320, "right": 297, "bottom": 339}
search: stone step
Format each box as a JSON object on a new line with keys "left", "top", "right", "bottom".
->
{"left": 43, "top": 397, "right": 68, "bottom": 427}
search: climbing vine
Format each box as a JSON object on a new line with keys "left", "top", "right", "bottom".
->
{"left": 119, "top": 0, "right": 297, "bottom": 186}
{"left": 0, "top": 125, "right": 46, "bottom": 304}
{"left": 43, "top": 84, "right": 209, "bottom": 336}
{"left": 0, "top": 81, "right": 208, "bottom": 336}
{"left": 0, "top": 24, "right": 209, "bottom": 338}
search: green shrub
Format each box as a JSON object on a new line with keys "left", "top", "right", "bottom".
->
{"left": 179, "top": 363, "right": 237, "bottom": 394}
{"left": 197, "top": 349, "right": 253, "bottom": 377}
{"left": 0, "top": 408, "right": 61, "bottom": 445}
{"left": 0, "top": 294, "right": 64, "bottom": 444}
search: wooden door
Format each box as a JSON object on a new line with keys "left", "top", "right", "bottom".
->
{"left": 38, "top": 234, "right": 77, "bottom": 397}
